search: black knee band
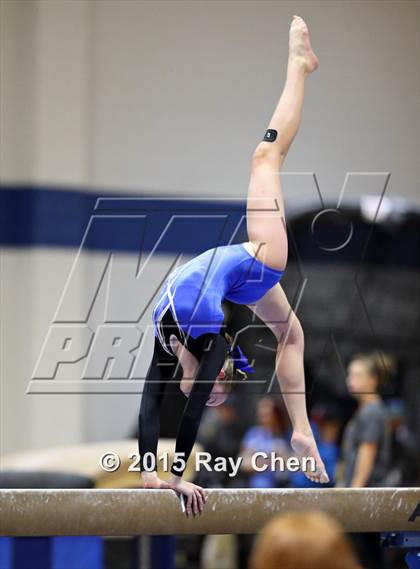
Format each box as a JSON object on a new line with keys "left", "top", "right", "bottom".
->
{"left": 262, "top": 129, "right": 277, "bottom": 142}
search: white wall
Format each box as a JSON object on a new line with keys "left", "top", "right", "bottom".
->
{"left": 1, "top": 0, "right": 418, "bottom": 455}
{"left": 2, "top": 0, "right": 418, "bottom": 199}
{"left": 90, "top": 0, "right": 419, "bottom": 202}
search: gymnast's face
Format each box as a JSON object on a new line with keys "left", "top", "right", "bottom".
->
{"left": 206, "top": 376, "right": 229, "bottom": 407}
{"left": 180, "top": 360, "right": 230, "bottom": 407}
{"left": 170, "top": 335, "right": 228, "bottom": 406}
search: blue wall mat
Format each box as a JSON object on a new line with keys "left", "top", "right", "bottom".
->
{"left": 52, "top": 536, "right": 103, "bottom": 569}
{"left": 13, "top": 538, "right": 51, "bottom": 569}
{"left": 0, "top": 537, "right": 103, "bottom": 569}
{"left": 150, "top": 536, "right": 176, "bottom": 569}
{"left": 0, "top": 538, "right": 12, "bottom": 569}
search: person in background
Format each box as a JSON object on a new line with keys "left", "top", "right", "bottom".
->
{"left": 343, "top": 351, "right": 394, "bottom": 569}
{"left": 239, "top": 396, "right": 291, "bottom": 489}
{"left": 237, "top": 396, "right": 291, "bottom": 568}
{"left": 249, "top": 510, "right": 362, "bottom": 569}
{"left": 289, "top": 401, "right": 341, "bottom": 488}
{"left": 195, "top": 394, "right": 244, "bottom": 488}
{"left": 343, "top": 352, "right": 393, "bottom": 488}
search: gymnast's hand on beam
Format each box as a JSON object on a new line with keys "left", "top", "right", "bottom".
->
{"left": 169, "top": 474, "right": 207, "bottom": 517}
{"left": 140, "top": 471, "right": 171, "bottom": 490}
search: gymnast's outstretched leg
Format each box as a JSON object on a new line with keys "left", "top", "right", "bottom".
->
{"left": 246, "top": 16, "right": 328, "bottom": 483}
{"left": 246, "top": 15, "right": 318, "bottom": 271}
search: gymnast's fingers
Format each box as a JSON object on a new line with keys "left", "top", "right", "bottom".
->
{"left": 185, "top": 493, "right": 193, "bottom": 517}
{"left": 195, "top": 484, "right": 206, "bottom": 503}
{"left": 192, "top": 491, "right": 200, "bottom": 516}
{"left": 195, "top": 489, "right": 204, "bottom": 514}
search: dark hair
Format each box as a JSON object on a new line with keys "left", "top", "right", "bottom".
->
{"left": 258, "top": 396, "right": 289, "bottom": 434}
{"left": 350, "top": 351, "right": 395, "bottom": 387}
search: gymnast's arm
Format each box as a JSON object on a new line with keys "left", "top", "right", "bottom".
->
{"left": 138, "top": 338, "right": 173, "bottom": 488}
{"left": 169, "top": 332, "right": 228, "bottom": 479}
{"left": 139, "top": 333, "right": 227, "bottom": 515}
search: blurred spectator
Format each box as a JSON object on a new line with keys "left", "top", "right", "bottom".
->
{"left": 289, "top": 401, "right": 341, "bottom": 488}
{"left": 236, "top": 396, "right": 290, "bottom": 567}
{"left": 239, "top": 396, "right": 291, "bottom": 489}
{"left": 342, "top": 352, "right": 393, "bottom": 488}
{"left": 195, "top": 393, "right": 244, "bottom": 488}
{"left": 343, "top": 351, "right": 394, "bottom": 569}
{"left": 249, "top": 510, "right": 362, "bottom": 569}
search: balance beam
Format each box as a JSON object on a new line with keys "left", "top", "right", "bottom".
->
{"left": 1, "top": 488, "right": 419, "bottom": 536}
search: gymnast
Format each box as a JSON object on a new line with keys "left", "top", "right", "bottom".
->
{"left": 138, "top": 15, "right": 329, "bottom": 516}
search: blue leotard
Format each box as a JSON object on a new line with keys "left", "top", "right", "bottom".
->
{"left": 140, "top": 243, "right": 284, "bottom": 477}
{"left": 152, "top": 242, "right": 284, "bottom": 354}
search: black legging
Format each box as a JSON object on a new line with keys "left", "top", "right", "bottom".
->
{"left": 138, "top": 311, "right": 228, "bottom": 477}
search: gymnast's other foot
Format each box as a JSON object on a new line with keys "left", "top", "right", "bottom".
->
{"left": 291, "top": 430, "right": 330, "bottom": 484}
{"left": 288, "top": 15, "right": 319, "bottom": 73}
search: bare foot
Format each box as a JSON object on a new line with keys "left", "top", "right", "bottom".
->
{"left": 291, "top": 430, "right": 330, "bottom": 484}
{"left": 289, "top": 15, "right": 319, "bottom": 73}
